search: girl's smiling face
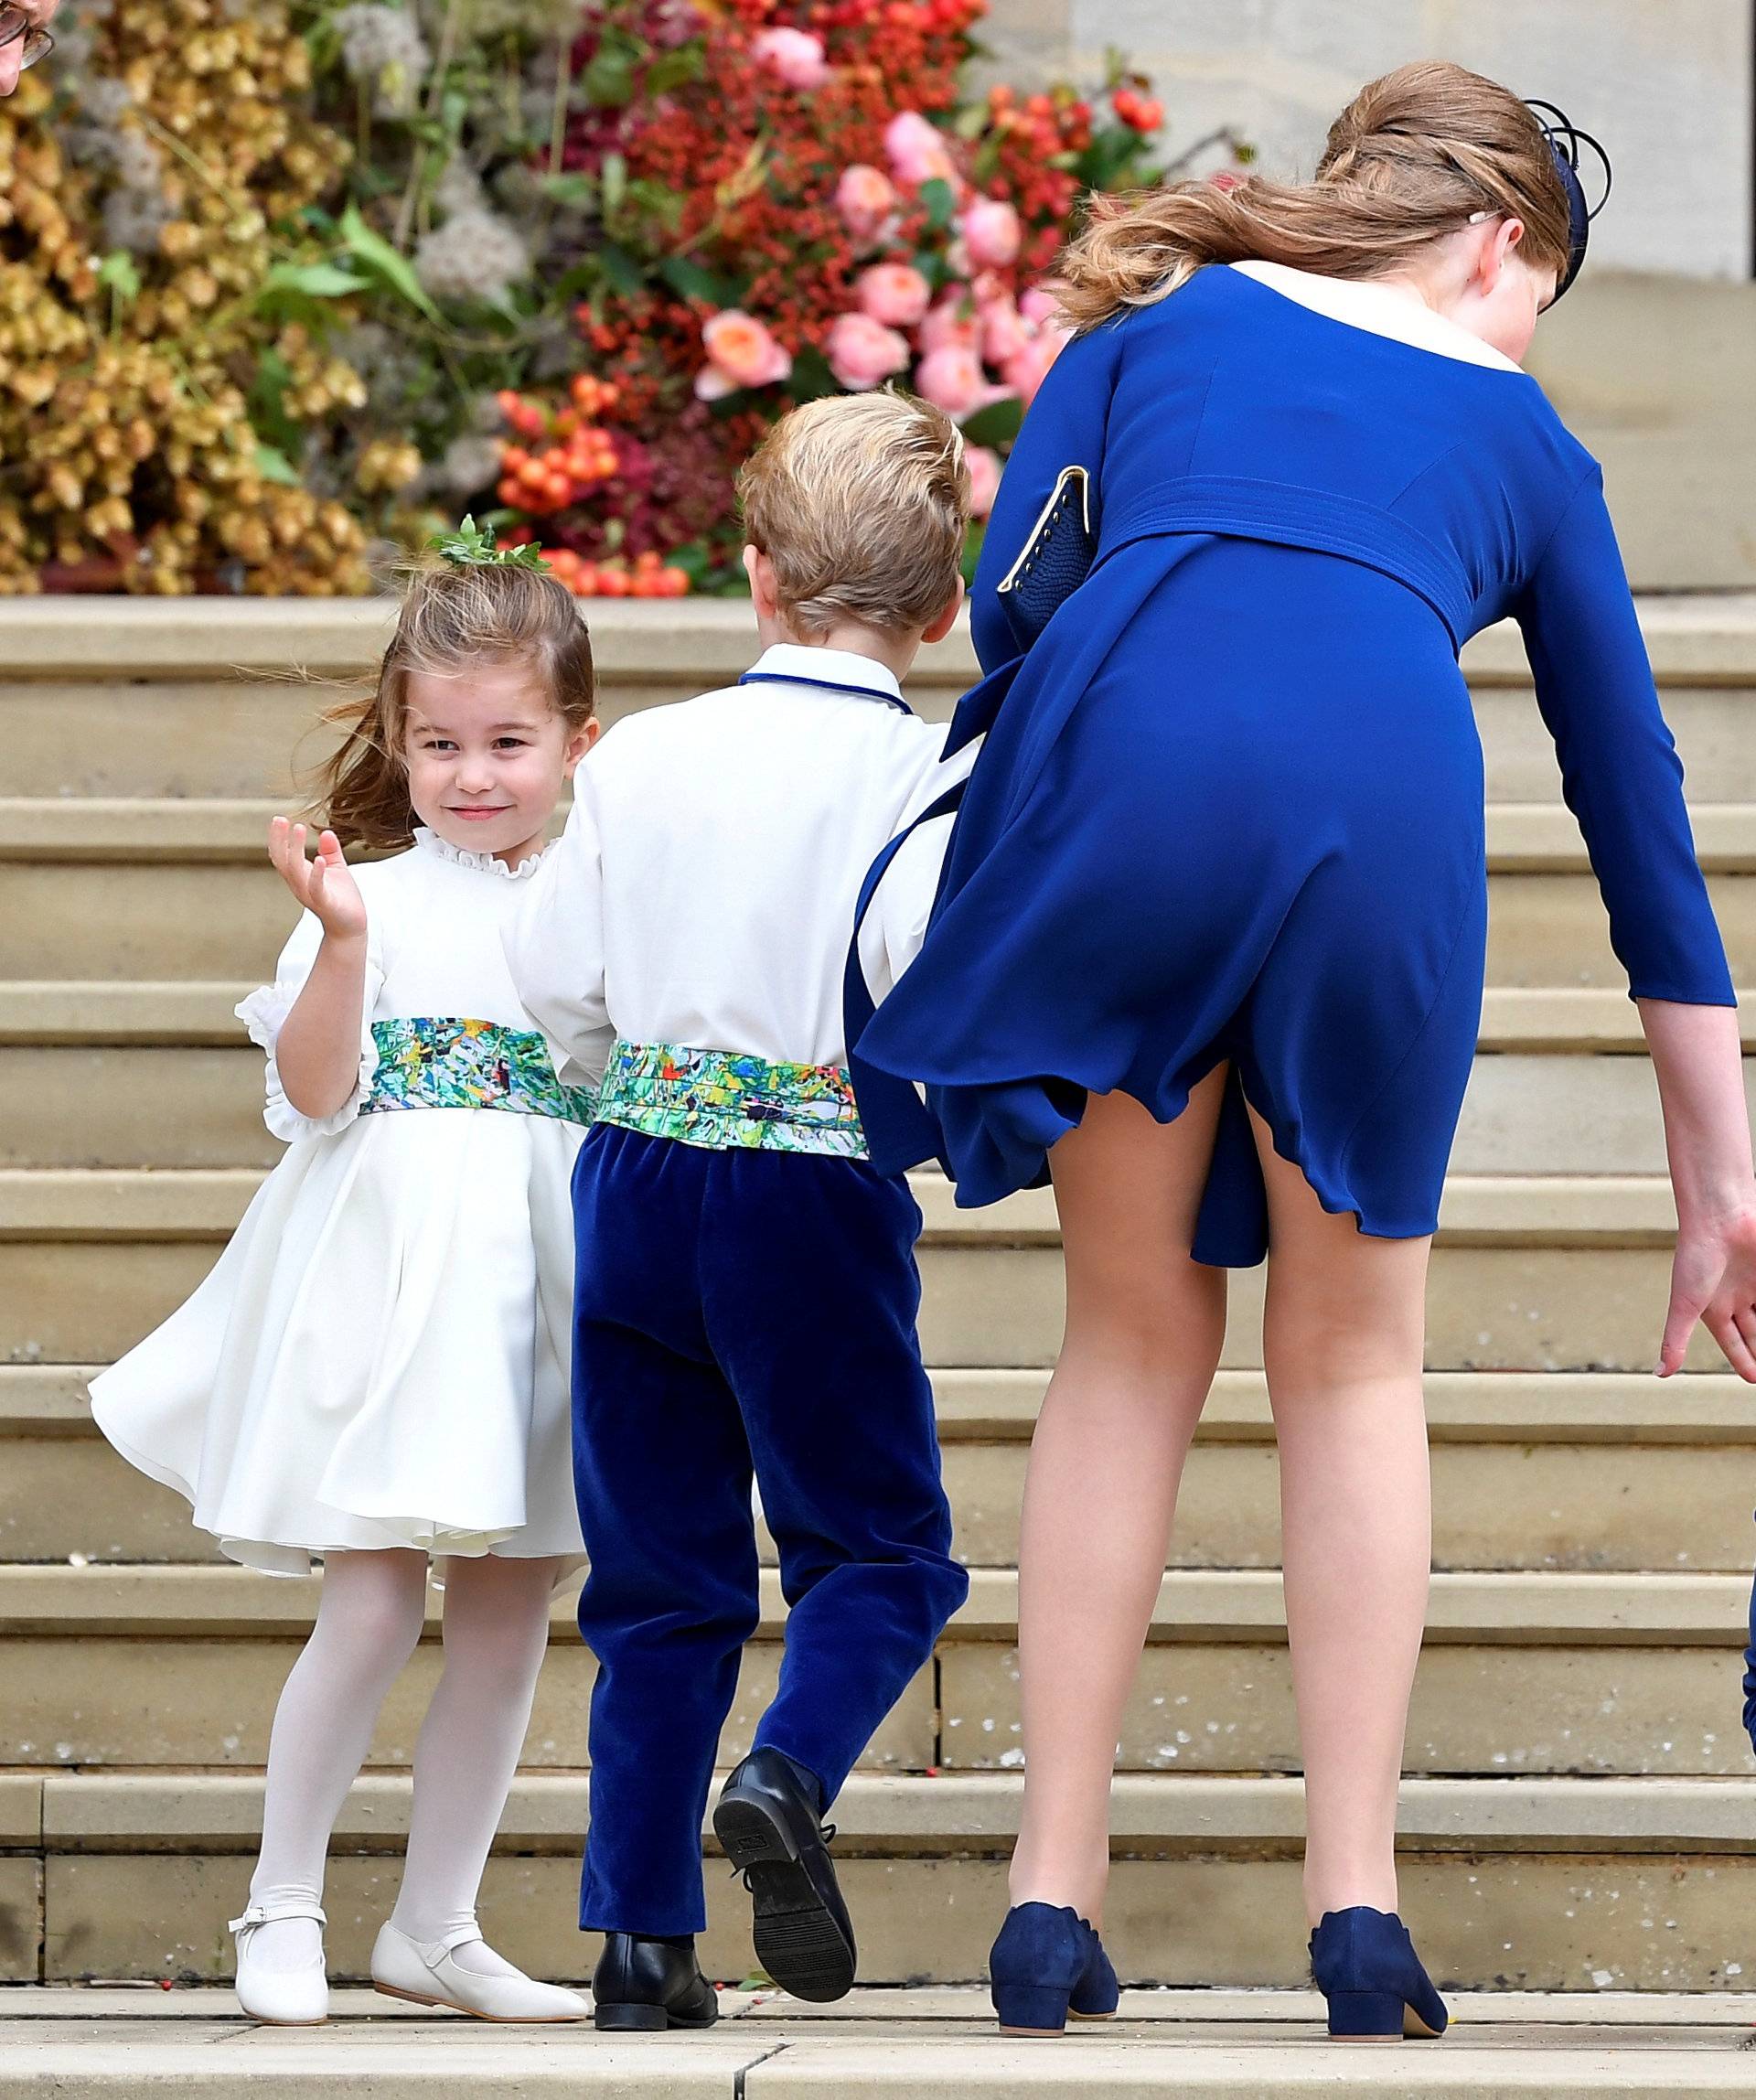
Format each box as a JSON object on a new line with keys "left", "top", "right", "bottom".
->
{"left": 402, "top": 660, "right": 596, "bottom": 868}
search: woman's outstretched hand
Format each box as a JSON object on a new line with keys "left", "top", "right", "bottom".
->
{"left": 1641, "top": 999, "right": 1756, "bottom": 1381}
{"left": 1659, "top": 1206, "right": 1756, "bottom": 1380}
{"left": 269, "top": 818, "right": 367, "bottom": 945}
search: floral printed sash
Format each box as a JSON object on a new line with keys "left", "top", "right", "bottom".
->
{"left": 360, "top": 1017, "right": 594, "bottom": 1125}
{"left": 593, "top": 1040, "right": 868, "bottom": 1158}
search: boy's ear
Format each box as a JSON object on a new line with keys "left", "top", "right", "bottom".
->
{"left": 920, "top": 577, "right": 965, "bottom": 647}
{"left": 742, "top": 543, "right": 779, "bottom": 619}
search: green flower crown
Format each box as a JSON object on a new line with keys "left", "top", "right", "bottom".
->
{"left": 430, "top": 516, "right": 551, "bottom": 572}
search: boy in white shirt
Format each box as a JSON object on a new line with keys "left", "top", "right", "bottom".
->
{"left": 510, "top": 391, "right": 973, "bottom": 2027}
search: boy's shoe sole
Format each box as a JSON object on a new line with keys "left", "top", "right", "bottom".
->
{"left": 713, "top": 1791, "right": 856, "bottom": 2004}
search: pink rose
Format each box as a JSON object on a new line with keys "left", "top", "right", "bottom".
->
{"left": 979, "top": 293, "right": 1032, "bottom": 367}
{"left": 961, "top": 196, "right": 1022, "bottom": 270}
{"left": 884, "top": 109, "right": 957, "bottom": 188}
{"left": 835, "top": 163, "right": 897, "bottom": 239}
{"left": 918, "top": 291, "right": 979, "bottom": 356}
{"left": 855, "top": 262, "right": 932, "bottom": 329}
{"left": 752, "top": 27, "right": 830, "bottom": 90}
{"left": 695, "top": 310, "right": 793, "bottom": 400}
{"left": 1018, "top": 284, "right": 1061, "bottom": 327}
{"left": 1001, "top": 328, "right": 1065, "bottom": 406}
{"left": 825, "top": 311, "right": 912, "bottom": 391}
{"left": 965, "top": 444, "right": 1002, "bottom": 520}
{"left": 916, "top": 343, "right": 1004, "bottom": 421}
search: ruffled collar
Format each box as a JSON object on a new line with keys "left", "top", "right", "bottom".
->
{"left": 412, "top": 825, "right": 554, "bottom": 881}
{"left": 1227, "top": 260, "right": 1526, "bottom": 372}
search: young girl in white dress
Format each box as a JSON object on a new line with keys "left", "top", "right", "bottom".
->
{"left": 90, "top": 545, "right": 600, "bottom": 2026}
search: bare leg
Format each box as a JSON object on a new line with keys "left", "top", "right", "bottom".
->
{"left": 1007, "top": 1073, "right": 1229, "bottom": 1927}
{"left": 391, "top": 1552, "right": 563, "bottom": 1974}
{"left": 1250, "top": 1107, "right": 1432, "bottom": 1923}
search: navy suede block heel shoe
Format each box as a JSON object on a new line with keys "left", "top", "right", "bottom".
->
{"left": 1310, "top": 1906, "right": 1448, "bottom": 2041}
{"left": 989, "top": 1902, "right": 1119, "bottom": 2036}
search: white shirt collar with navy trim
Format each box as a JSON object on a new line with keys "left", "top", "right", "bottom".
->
{"left": 742, "top": 642, "right": 908, "bottom": 711}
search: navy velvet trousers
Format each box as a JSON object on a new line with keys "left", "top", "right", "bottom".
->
{"left": 570, "top": 1125, "right": 969, "bottom": 1936}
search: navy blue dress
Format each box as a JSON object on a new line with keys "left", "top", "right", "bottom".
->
{"left": 854, "top": 262, "right": 1735, "bottom": 1266}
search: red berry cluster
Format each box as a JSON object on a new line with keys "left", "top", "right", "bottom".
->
{"left": 495, "top": 378, "right": 624, "bottom": 517}
{"left": 1111, "top": 83, "right": 1164, "bottom": 133}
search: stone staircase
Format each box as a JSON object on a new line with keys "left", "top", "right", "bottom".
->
{"left": 4, "top": 596, "right": 1756, "bottom": 2024}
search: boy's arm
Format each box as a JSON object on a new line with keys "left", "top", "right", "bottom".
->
{"left": 856, "top": 739, "right": 979, "bottom": 1000}
{"left": 506, "top": 778, "right": 615, "bottom": 1090}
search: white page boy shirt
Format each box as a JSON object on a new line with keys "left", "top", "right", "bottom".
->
{"left": 509, "top": 643, "right": 970, "bottom": 1089}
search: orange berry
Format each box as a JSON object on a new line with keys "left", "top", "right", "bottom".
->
{"left": 659, "top": 566, "right": 691, "bottom": 596}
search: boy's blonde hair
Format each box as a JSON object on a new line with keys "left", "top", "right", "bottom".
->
{"left": 737, "top": 390, "right": 970, "bottom": 639}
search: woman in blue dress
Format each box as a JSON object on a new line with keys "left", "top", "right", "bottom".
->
{"left": 853, "top": 61, "right": 1756, "bottom": 2037}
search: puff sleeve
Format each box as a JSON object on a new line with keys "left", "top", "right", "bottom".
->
{"left": 235, "top": 907, "right": 385, "bottom": 1142}
{"left": 505, "top": 772, "right": 614, "bottom": 1091}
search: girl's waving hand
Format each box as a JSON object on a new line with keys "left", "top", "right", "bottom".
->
{"left": 269, "top": 818, "right": 368, "bottom": 944}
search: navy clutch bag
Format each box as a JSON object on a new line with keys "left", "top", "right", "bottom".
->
{"left": 994, "top": 464, "right": 1094, "bottom": 648}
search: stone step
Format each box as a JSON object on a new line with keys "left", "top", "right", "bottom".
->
{"left": 11, "top": 797, "right": 1756, "bottom": 870}
{"left": 4, "top": 980, "right": 1751, "bottom": 1053}
{"left": 4, "top": 596, "right": 1754, "bottom": 802}
{"left": 6, "top": 852, "right": 1752, "bottom": 985}
{"left": 9, "top": 1998, "right": 1756, "bottom": 2100}
{"left": 6, "top": 1365, "right": 1753, "bottom": 1574}
{"left": 6, "top": 1032, "right": 1755, "bottom": 1173}
{"left": 8, "top": 1768, "right": 1756, "bottom": 1989}
{"left": 2, "top": 1563, "right": 1748, "bottom": 1777}
{"left": 0, "top": 1168, "right": 1729, "bottom": 1373}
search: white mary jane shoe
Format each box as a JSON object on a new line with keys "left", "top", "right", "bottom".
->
{"left": 370, "top": 1920, "right": 590, "bottom": 2022}
{"left": 230, "top": 1899, "right": 330, "bottom": 2026}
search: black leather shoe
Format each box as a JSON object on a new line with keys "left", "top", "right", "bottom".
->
{"left": 713, "top": 1749, "right": 856, "bottom": 2002}
{"left": 591, "top": 1934, "right": 718, "bottom": 2032}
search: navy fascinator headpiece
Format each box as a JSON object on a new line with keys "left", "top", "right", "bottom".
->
{"left": 1524, "top": 98, "right": 1611, "bottom": 300}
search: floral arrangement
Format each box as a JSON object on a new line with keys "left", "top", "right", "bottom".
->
{"left": 505, "top": 4, "right": 1246, "bottom": 592}
{"left": 0, "top": 0, "right": 370, "bottom": 594}
{"left": 0, "top": 0, "right": 1244, "bottom": 595}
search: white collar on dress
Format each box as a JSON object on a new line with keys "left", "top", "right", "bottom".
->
{"left": 1227, "top": 259, "right": 1525, "bottom": 372}
{"left": 744, "top": 642, "right": 906, "bottom": 707}
{"left": 412, "top": 825, "right": 554, "bottom": 881}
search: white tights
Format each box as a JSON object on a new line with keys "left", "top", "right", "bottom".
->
{"left": 245, "top": 1548, "right": 560, "bottom": 1977}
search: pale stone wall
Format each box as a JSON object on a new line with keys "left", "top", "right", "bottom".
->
{"left": 984, "top": 0, "right": 1754, "bottom": 280}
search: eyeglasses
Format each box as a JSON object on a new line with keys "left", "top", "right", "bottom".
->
{"left": 0, "top": 6, "right": 54, "bottom": 70}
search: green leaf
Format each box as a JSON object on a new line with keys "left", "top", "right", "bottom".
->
{"left": 582, "top": 27, "right": 645, "bottom": 108}
{"left": 960, "top": 517, "right": 986, "bottom": 585}
{"left": 918, "top": 176, "right": 958, "bottom": 230}
{"left": 959, "top": 396, "right": 1023, "bottom": 448}
{"left": 254, "top": 443, "right": 302, "bottom": 487}
{"left": 658, "top": 254, "right": 733, "bottom": 306}
{"left": 431, "top": 514, "right": 551, "bottom": 570}
{"left": 96, "top": 251, "right": 141, "bottom": 304}
{"left": 261, "top": 261, "right": 371, "bottom": 299}
{"left": 644, "top": 42, "right": 705, "bottom": 95}
{"left": 786, "top": 343, "right": 840, "bottom": 403}
{"left": 595, "top": 241, "right": 646, "bottom": 298}
{"left": 541, "top": 172, "right": 601, "bottom": 209}
{"left": 338, "top": 202, "right": 441, "bottom": 320}
{"left": 600, "top": 150, "right": 627, "bottom": 218}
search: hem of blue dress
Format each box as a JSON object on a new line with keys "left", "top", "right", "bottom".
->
{"left": 872, "top": 1047, "right": 1441, "bottom": 1264}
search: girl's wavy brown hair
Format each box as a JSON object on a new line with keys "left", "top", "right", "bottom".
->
{"left": 314, "top": 558, "right": 595, "bottom": 851}
{"left": 1056, "top": 61, "right": 1575, "bottom": 331}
